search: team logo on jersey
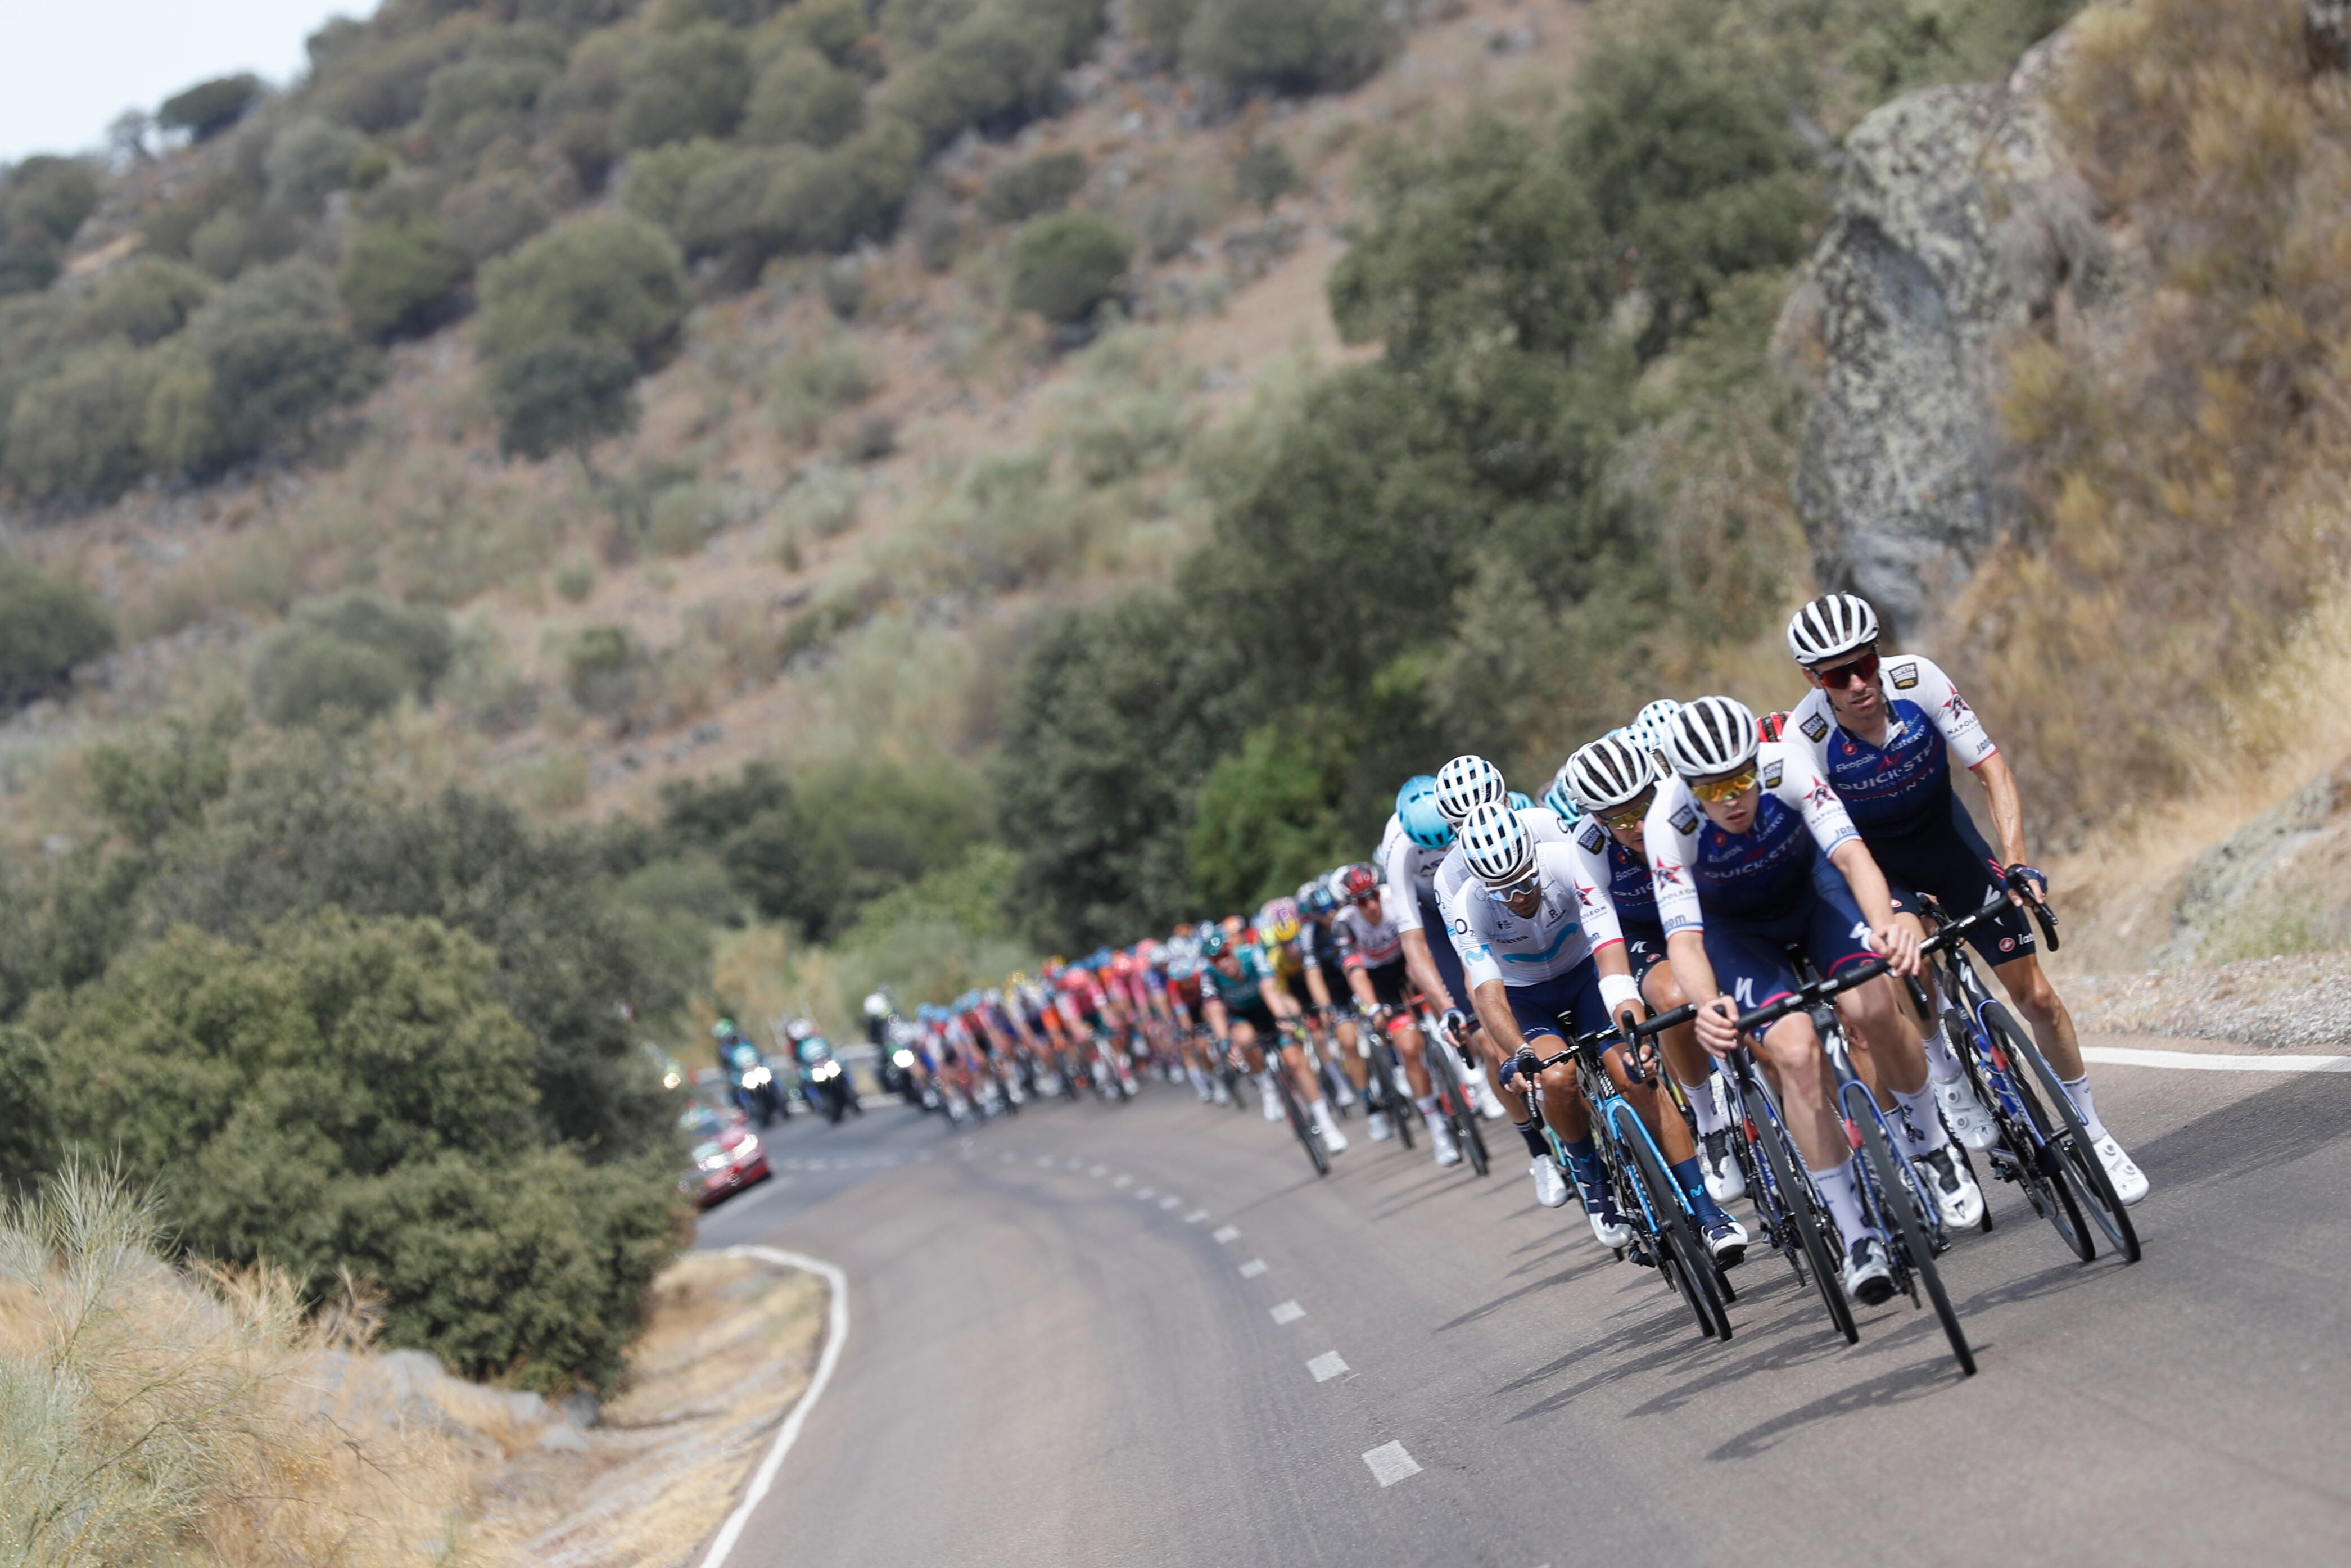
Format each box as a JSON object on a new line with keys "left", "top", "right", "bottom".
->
{"left": 1890, "top": 660, "right": 1920, "bottom": 690}
{"left": 1577, "top": 821, "right": 1607, "bottom": 853}
{"left": 1800, "top": 712, "right": 1829, "bottom": 743}
{"left": 1652, "top": 861, "right": 1683, "bottom": 886}
{"left": 1464, "top": 942, "right": 1493, "bottom": 964}
{"left": 1450, "top": 916, "right": 1470, "bottom": 937}
{"left": 1943, "top": 691, "right": 1973, "bottom": 723}
{"left": 1760, "top": 759, "right": 1784, "bottom": 789}
{"left": 1669, "top": 804, "right": 1700, "bottom": 835}
{"left": 1806, "top": 780, "right": 1837, "bottom": 808}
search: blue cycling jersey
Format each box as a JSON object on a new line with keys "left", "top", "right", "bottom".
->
{"left": 1646, "top": 747, "right": 1862, "bottom": 935}
{"left": 1573, "top": 819, "right": 1657, "bottom": 922}
{"left": 1787, "top": 655, "right": 1998, "bottom": 838}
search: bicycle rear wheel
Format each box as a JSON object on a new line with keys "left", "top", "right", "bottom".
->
{"left": 1855, "top": 1103, "right": 1975, "bottom": 1375}
{"left": 1951, "top": 1005, "right": 2090, "bottom": 1261}
{"left": 1749, "top": 1090, "right": 1857, "bottom": 1345}
{"left": 1987, "top": 1004, "right": 2138, "bottom": 1263}
{"left": 1370, "top": 1041, "right": 1415, "bottom": 1150}
{"left": 1430, "top": 1043, "right": 1489, "bottom": 1176}
{"left": 1624, "top": 1118, "right": 1730, "bottom": 1341}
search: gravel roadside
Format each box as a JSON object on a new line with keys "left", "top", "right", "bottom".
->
{"left": 2061, "top": 952, "right": 2351, "bottom": 1051}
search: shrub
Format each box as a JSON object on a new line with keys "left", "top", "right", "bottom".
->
{"left": 265, "top": 118, "right": 375, "bottom": 214}
{"left": 1187, "top": 723, "right": 1353, "bottom": 908}
{"left": 1008, "top": 211, "right": 1133, "bottom": 324}
{"left": 436, "top": 170, "right": 551, "bottom": 262}
{"left": 880, "top": 2, "right": 1088, "bottom": 151}
{"left": 0, "top": 557, "right": 116, "bottom": 706}
{"left": 0, "top": 156, "right": 101, "bottom": 296}
{"left": 1131, "top": 0, "right": 1198, "bottom": 54}
{"left": 475, "top": 211, "right": 689, "bottom": 367}
{"left": 674, "top": 144, "right": 807, "bottom": 273}
{"left": 647, "top": 482, "right": 728, "bottom": 554}
{"left": 157, "top": 73, "right": 264, "bottom": 141}
{"left": 249, "top": 591, "right": 455, "bottom": 729}
{"left": 770, "top": 336, "right": 876, "bottom": 445}
{"left": 1234, "top": 139, "right": 1299, "bottom": 209}
{"left": 620, "top": 136, "right": 730, "bottom": 232}
{"left": 743, "top": 47, "right": 866, "bottom": 148}
{"left": 161, "top": 259, "right": 381, "bottom": 475}
{"left": 1179, "top": 0, "right": 1395, "bottom": 96}
{"left": 491, "top": 333, "right": 641, "bottom": 462}
{"left": 3, "top": 342, "right": 153, "bottom": 505}
{"left": 978, "top": 150, "right": 1088, "bottom": 223}
{"left": 616, "top": 24, "right": 753, "bottom": 148}
{"left": 419, "top": 33, "right": 563, "bottom": 143}
{"left": 23, "top": 912, "right": 679, "bottom": 1390}
{"left": 337, "top": 218, "right": 469, "bottom": 340}
{"left": 565, "top": 624, "right": 646, "bottom": 713}
{"left": 72, "top": 255, "right": 212, "bottom": 344}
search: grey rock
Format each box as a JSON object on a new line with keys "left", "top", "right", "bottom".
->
{"left": 560, "top": 1390, "right": 603, "bottom": 1428}
{"left": 1785, "top": 32, "right": 2106, "bottom": 635}
{"left": 536, "top": 1421, "right": 591, "bottom": 1452}
{"left": 2164, "top": 762, "right": 2351, "bottom": 962}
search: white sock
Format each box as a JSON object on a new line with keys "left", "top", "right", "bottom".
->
{"left": 1922, "top": 1027, "right": 1963, "bottom": 1081}
{"left": 2060, "top": 1074, "right": 2108, "bottom": 1141}
{"left": 1810, "top": 1155, "right": 1870, "bottom": 1250}
{"left": 1681, "top": 1076, "right": 1728, "bottom": 1137}
{"left": 1888, "top": 1083, "right": 1949, "bottom": 1158}
{"left": 1256, "top": 1071, "right": 1275, "bottom": 1096}
{"left": 1187, "top": 1065, "right": 1208, "bottom": 1091}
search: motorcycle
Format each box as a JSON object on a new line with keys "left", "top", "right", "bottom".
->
{"left": 726, "top": 1039, "right": 786, "bottom": 1126}
{"left": 797, "top": 1034, "right": 863, "bottom": 1124}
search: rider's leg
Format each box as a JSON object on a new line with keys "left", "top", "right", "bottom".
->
{"left": 1754, "top": 1012, "right": 1871, "bottom": 1239}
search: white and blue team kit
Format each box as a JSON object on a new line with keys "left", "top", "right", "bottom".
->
{"left": 1783, "top": 654, "right": 2038, "bottom": 966}
{"left": 1380, "top": 810, "right": 1470, "bottom": 1003}
{"left": 1450, "top": 843, "right": 1612, "bottom": 1043}
{"left": 1643, "top": 742, "right": 1879, "bottom": 1014}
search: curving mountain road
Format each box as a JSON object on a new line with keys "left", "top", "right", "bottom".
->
{"left": 693, "top": 1040, "right": 2351, "bottom": 1567}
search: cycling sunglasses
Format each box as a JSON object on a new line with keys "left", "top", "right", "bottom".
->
{"left": 1689, "top": 764, "right": 1759, "bottom": 804}
{"left": 1489, "top": 868, "right": 1541, "bottom": 902}
{"left": 1597, "top": 787, "right": 1656, "bottom": 834}
{"left": 1807, "top": 645, "right": 1880, "bottom": 690}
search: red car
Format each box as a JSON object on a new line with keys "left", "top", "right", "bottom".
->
{"left": 677, "top": 1107, "right": 772, "bottom": 1209}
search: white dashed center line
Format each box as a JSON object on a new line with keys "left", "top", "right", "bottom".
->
{"left": 1036, "top": 1156, "right": 1054, "bottom": 1168}
{"left": 1136, "top": 1187, "right": 1157, "bottom": 1200}
{"left": 1269, "top": 1300, "right": 1305, "bottom": 1325}
{"left": 1237, "top": 1259, "right": 1268, "bottom": 1279}
{"left": 1212, "top": 1225, "right": 1241, "bottom": 1244}
{"left": 1089, "top": 1165, "right": 1108, "bottom": 1177}
{"left": 1113, "top": 1174, "right": 1133, "bottom": 1189}
{"left": 1184, "top": 1209, "right": 1208, "bottom": 1224}
{"left": 1363, "top": 1443, "right": 1421, "bottom": 1487}
{"left": 1307, "top": 1352, "right": 1349, "bottom": 1382}
{"left": 1159, "top": 1196, "right": 1181, "bottom": 1210}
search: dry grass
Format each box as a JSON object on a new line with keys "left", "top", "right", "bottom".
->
{"left": 1952, "top": 0, "right": 2351, "bottom": 833}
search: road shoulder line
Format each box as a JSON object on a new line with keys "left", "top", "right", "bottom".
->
{"left": 699, "top": 1245, "right": 851, "bottom": 1568}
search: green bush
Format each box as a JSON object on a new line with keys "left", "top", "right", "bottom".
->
{"left": 743, "top": 47, "right": 865, "bottom": 148}
{"left": 978, "top": 150, "right": 1088, "bottom": 223}
{"left": 491, "top": 333, "right": 641, "bottom": 462}
{"left": 647, "top": 481, "right": 728, "bottom": 554}
{"left": 620, "top": 136, "right": 730, "bottom": 232}
{"left": 20, "top": 910, "right": 678, "bottom": 1390}
{"left": 0, "top": 157, "right": 101, "bottom": 297}
{"left": 249, "top": 591, "right": 455, "bottom": 729}
{"left": 771, "top": 337, "right": 875, "bottom": 445}
{"left": 616, "top": 23, "right": 753, "bottom": 148}
{"left": 71, "top": 256, "right": 212, "bottom": 344}
{"left": 158, "top": 259, "right": 381, "bottom": 475}
{"left": 1008, "top": 211, "right": 1132, "bottom": 324}
{"left": 880, "top": 0, "right": 1105, "bottom": 151}
{"left": 565, "top": 624, "right": 646, "bottom": 714}
{"left": 2, "top": 342, "right": 153, "bottom": 505}
{"left": 1186, "top": 723, "right": 1353, "bottom": 909}
{"left": 156, "top": 73, "right": 264, "bottom": 141}
{"left": 0, "top": 557, "right": 116, "bottom": 706}
{"left": 437, "top": 170, "right": 552, "bottom": 262}
{"left": 1131, "top": 0, "right": 1197, "bottom": 53}
{"left": 1179, "top": 0, "right": 1394, "bottom": 95}
{"left": 475, "top": 211, "right": 689, "bottom": 367}
{"left": 674, "top": 144, "right": 807, "bottom": 273}
{"left": 1234, "top": 139, "right": 1299, "bottom": 209}
{"left": 337, "top": 218, "right": 469, "bottom": 340}
{"left": 264, "top": 118, "right": 375, "bottom": 214}
{"left": 420, "top": 30, "right": 564, "bottom": 144}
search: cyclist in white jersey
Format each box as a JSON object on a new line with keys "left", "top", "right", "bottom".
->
{"left": 1648, "top": 697, "right": 1983, "bottom": 1304}
{"left": 1782, "top": 593, "right": 2145, "bottom": 1203}
{"left": 1331, "top": 861, "right": 1462, "bottom": 1167}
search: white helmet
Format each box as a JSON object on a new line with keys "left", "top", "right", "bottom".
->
{"left": 1563, "top": 734, "right": 1656, "bottom": 813}
{"left": 1459, "top": 799, "right": 1535, "bottom": 888}
{"left": 1434, "top": 754, "right": 1506, "bottom": 826}
{"left": 1629, "top": 699, "right": 1681, "bottom": 757}
{"left": 1662, "top": 695, "right": 1761, "bottom": 779}
{"left": 1785, "top": 593, "right": 1880, "bottom": 666}
{"left": 863, "top": 991, "right": 890, "bottom": 1019}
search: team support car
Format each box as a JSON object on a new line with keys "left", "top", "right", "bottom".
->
{"left": 677, "top": 1105, "right": 772, "bottom": 1209}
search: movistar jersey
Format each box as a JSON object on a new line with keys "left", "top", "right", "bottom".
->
{"left": 1644, "top": 743, "right": 1861, "bottom": 933}
{"left": 1378, "top": 812, "right": 1450, "bottom": 933}
{"left": 1454, "top": 843, "right": 1599, "bottom": 988}
{"left": 1432, "top": 807, "right": 1569, "bottom": 941}
{"left": 1784, "top": 654, "right": 1996, "bottom": 836}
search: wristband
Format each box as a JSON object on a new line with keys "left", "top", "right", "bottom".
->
{"left": 1599, "top": 973, "right": 1643, "bottom": 1020}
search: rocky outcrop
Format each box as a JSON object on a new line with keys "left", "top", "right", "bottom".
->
{"left": 1782, "top": 34, "right": 2106, "bottom": 634}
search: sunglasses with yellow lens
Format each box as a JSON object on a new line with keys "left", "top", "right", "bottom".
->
{"left": 1689, "top": 765, "right": 1759, "bottom": 805}
{"left": 1597, "top": 788, "right": 1656, "bottom": 833}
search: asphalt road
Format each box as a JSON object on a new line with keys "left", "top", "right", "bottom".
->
{"left": 694, "top": 1043, "right": 2351, "bottom": 1567}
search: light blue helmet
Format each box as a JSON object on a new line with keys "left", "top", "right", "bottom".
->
{"left": 1396, "top": 775, "right": 1450, "bottom": 849}
{"left": 1542, "top": 766, "right": 1584, "bottom": 826}
{"left": 1506, "top": 790, "right": 1534, "bottom": 812}
{"left": 1630, "top": 700, "right": 1682, "bottom": 757}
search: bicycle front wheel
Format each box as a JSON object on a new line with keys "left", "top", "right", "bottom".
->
{"left": 1952, "top": 1005, "right": 2090, "bottom": 1262}
{"left": 1856, "top": 1106, "right": 1975, "bottom": 1376}
{"left": 1750, "top": 1091, "right": 1857, "bottom": 1345}
{"left": 1432, "top": 1043, "right": 1489, "bottom": 1176}
{"left": 1624, "top": 1119, "right": 1730, "bottom": 1341}
{"left": 1988, "top": 1004, "right": 2140, "bottom": 1264}
{"left": 1276, "top": 1067, "right": 1330, "bottom": 1177}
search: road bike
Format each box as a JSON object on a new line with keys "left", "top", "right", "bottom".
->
{"left": 1354, "top": 1006, "right": 1417, "bottom": 1153}
{"left": 1918, "top": 879, "right": 2141, "bottom": 1266}
{"left": 1268, "top": 1020, "right": 1331, "bottom": 1177}
{"left": 1420, "top": 1007, "right": 1492, "bottom": 1176}
{"left": 1526, "top": 1009, "right": 1734, "bottom": 1341}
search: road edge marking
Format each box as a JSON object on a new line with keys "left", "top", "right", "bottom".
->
{"left": 700, "top": 1245, "right": 850, "bottom": 1568}
{"left": 2081, "top": 1045, "right": 2351, "bottom": 1073}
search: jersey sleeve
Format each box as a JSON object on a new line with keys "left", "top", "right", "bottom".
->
{"left": 1765, "top": 743, "right": 1862, "bottom": 856}
{"left": 1644, "top": 783, "right": 1705, "bottom": 936}
{"left": 1564, "top": 828, "right": 1626, "bottom": 952}
{"left": 1381, "top": 818, "right": 1426, "bottom": 933}
{"left": 1901, "top": 655, "right": 1997, "bottom": 769}
{"left": 1455, "top": 896, "right": 1503, "bottom": 989}
{"left": 1785, "top": 689, "right": 1838, "bottom": 779}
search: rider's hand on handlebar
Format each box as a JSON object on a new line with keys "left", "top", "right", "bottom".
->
{"left": 1439, "top": 1007, "right": 1471, "bottom": 1047}
{"left": 2004, "top": 862, "right": 2049, "bottom": 910}
{"left": 1694, "top": 996, "right": 1741, "bottom": 1059}
{"left": 1870, "top": 920, "right": 1923, "bottom": 978}
{"left": 1500, "top": 1047, "right": 1541, "bottom": 1095}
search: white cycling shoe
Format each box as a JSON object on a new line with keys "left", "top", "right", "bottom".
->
{"left": 1933, "top": 1072, "right": 2000, "bottom": 1151}
{"left": 1842, "top": 1235, "right": 1896, "bottom": 1306}
{"left": 1331, "top": 1079, "right": 1357, "bottom": 1110}
{"left": 1367, "top": 1110, "right": 1394, "bottom": 1142}
{"left": 1311, "top": 1101, "right": 1348, "bottom": 1153}
{"left": 1586, "top": 1203, "right": 1633, "bottom": 1250}
{"left": 1918, "top": 1146, "right": 1985, "bottom": 1231}
{"left": 1211, "top": 1080, "right": 1232, "bottom": 1106}
{"left": 2092, "top": 1135, "right": 2149, "bottom": 1205}
{"left": 1529, "top": 1156, "right": 1570, "bottom": 1209}
{"left": 1699, "top": 1129, "right": 1746, "bottom": 1203}
{"left": 1475, "top": 1081, "right": 1511, "bottom": 1121}
{"left": 1429, "top": 1117, "right": 1462, "bottom": 1167}
{"left": 1261, "top": 1085, "right": 1283, "bottom": 1122}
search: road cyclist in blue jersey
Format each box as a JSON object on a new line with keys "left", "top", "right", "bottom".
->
{"left": 1450, "top": 799, "right": 1748, "bottom": 1263}
{"left": 1647, "top": 695, "right": 1984, "bottom": 1304}
{"left": 1781, "top": 594, "right": 2146, "bottom": 1205}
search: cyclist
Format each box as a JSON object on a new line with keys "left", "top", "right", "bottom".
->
{"left": 1199, "top": 925, "right": 1349, "bottom": 1151}
{"left": 1451, "top": 802, "right": 1744, "bottom": 1261}
{"left": 1257, "top": 897, "right": 1355, "bottom": 1113}
{"left": 1297, "top": 876, "right": 1384, "bottom": 1136}
{"left": 1561, "top": 733, "right": 1746, "bottom": 1204}
{"left": 1781, "top": 593, "right": 2145, "bottom": 1203}
{"left": 1649, "top": 695, "right": 1983, "bottom": 1304}
{"left": 1332, "top": 861, "right": 1463, "bottom": 1167}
